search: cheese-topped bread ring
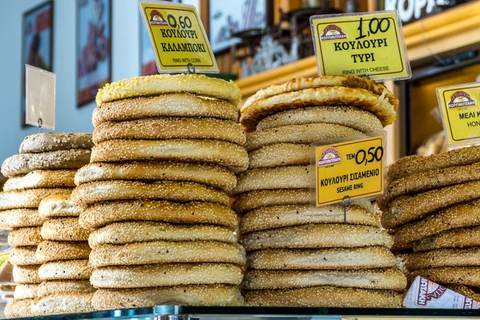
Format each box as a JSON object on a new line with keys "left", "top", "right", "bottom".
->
{"left": 38, "top": 259, "right": 92, "bottom": 281}
{"left": 37, "top": 280, "right": 95, "bottom": 297}
{"left": 232, "top": 189, "right": 311, "bottom": 214}
{"left": 36, "top": 241, "right": 91, "bottom": 263}
{"left": 3, "top": 170, "right": 77, "bottom": 191}
{"left": 41, "top": 217, "right": 90, "bottom": 242}
{"left": 8, "top": 226, "right": 42, "bottom": 246}
{"left": 0, "top": 188, "right": 73, "bottom": 210}
{"left": 19, "top": 132, "right": 93, "bottom": 154}
{"left": 33, "top": 292, "right": 96, "bottom": 316}
{"left": 38, "top": 194, "right": 82, "bottom": 218}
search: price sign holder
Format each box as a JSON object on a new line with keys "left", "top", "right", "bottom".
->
{"left": 310, "top": 10, "right": 411, "bottom": 81}
{"left": 312, "top": 132, "right": 386, "bottom": 209}
{"left": 25, "top": 64, "right": 55, "bottom": 130}
{"left": 436, "top": 82, "right": 480, "bottom": 147}
{"left": 138, "top": 0, "right": 218, "bottom": 74}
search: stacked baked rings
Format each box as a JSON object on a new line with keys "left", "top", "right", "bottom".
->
{"left": 73, "top": 73, "right": 249, "bottom": 310}
{"left": 0, "top": 132, "right": 93, "bottom": 318}
{"left": 379, "top": 146, "right": 480, "bottom": 300}
{"left": 234, "top": 75, "right": 406, "bottom": 308}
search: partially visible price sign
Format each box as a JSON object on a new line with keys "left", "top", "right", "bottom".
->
{"left": 25, "top": 64, "right": 55, "bottom": 129}
{"left": 314, "top": 134, "right": 385, "bottom": 207}
{"left": 310, "top": 11, "right": 411, "bottom": 81}
{"left": 138, "top": 0, "right": 218, "bottom": 73}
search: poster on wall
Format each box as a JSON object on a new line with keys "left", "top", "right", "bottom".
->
{"left": 140, "top": 20, "right": 158, "bottom": 76}
{"left": 77, "top": 0, "right": 111, "bottom": 107}
{"left": 22, "top": 1, "right": 53, "bottom": 127}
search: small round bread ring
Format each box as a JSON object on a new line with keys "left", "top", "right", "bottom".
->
{"left": 19, "top": 132, "right": 93, "bottom": 154}
{"left": 13, "top": 264, "right": 41, "bottom": 284}
{"left": 404, "top": 247, "right": 480, "bottom": 271}
{"left": 3, "top": 170, "right": 77, "bottom": 191}
{"left": 36, "top": 241, "right": 91, "bottom": 263}
{"left": 0, "top": 188, "right": 73, "bottom": 211}
{"left": 41, "top": 218, "right": 90, "bottom": 242}
{"left": 232, "top": 189, "right": 311, "bottom": 214}
{"left": 9, "top": 246, "right": 41, "bottom": 266}
{"left": 33, "top": 292, "right": 96, "bottom": 315}
{"left": 413, "top": 226, "right": 480, "bottom": 252}
{"left": 14, "top": 284, "right": 39, "bottom": 300}
{"left": 8, "top": 227, "right": 42, "bottom": 246}
{"left": 37, "top": 280, "right": 95, "bottom": 297}
{"left": 410, "top": 267, "right": 480, "bottom": 288}
{"left": 4, "top": 298, "right": 37, "bottom": 319}
{"left": 38, "top": 194, "right": 82, "bottom": 218}
{"left": 38, "top": 259, "right": 93, "bottom": 281}
{"left": 0, "top": 209, "right": 45, "bottom": 229}
{"left": 248, "top": 143, "right": 310, "bottom": 169}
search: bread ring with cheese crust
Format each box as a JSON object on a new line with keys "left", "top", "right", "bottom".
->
{"left": 90, "top": 263, "right": 244, "bottom": 288}
{"left": 410, "top": 267, "right": 480, "bottom": 288}
{"left": 404, "top": 247, "right": 480, "bottom": 270}
{"left": 36, "top": 241, "right": 91, "bottom": 263}
{"left": 8, "top": 227, "right": 42, "bottom": 246}
{"left": 248, "top": 246, "right": 396, "bottom": 270}
{"left": 72, "top": 180, "right": 229, "bottom": 208}
{"left": 232, "top": 189, "right": 311, "bottom": 214}
{"left": 38, "top": 194, "right": 82, "bottom": 218}
{"left": 89, "top": 221, "right": 237, "bottom": 247}
{"left": 91, "top": 139, "right": 249, "bottom": 173}
{"left": 3, "top": 170, "right": 76, "bottom": 191}
{"left": 0, "top": 188, "right": 73, "bottom": 210}
{"left": 41, "top": 218, "right": 90, "bottom": 242}
{"left": 37, "top": 280, "right": 95, "bottom": 297}
{"left": 92, "top": 285, "right": 243, "bottom": 310}
{"left": 248, "top": 143, "right": 310, "bottom": 169}
{"left": 79, "top": 200, "right": 239, "bottom": 230}
{"left": 89, "top": 241, "right": 246, "bottom": 268}
{"left": 74, "top": 161, "right": 237, "bottom": 192}
{"left": 33, "top": 293, "right": 96, "bottom": 315}
{"left": 9, "top": 246, "right": 41, "bottom": 266}
{"left": 93, "top": 117, "right": 246, "bottom": 145}
{"left": 19, "top": 132, "right": 93, "bottom": 154}
{"left": 95, "top": 74, "right": 242, "bottom": 106}
{"left": 14, "top": 284, "right": 39, "bottom": 300}
{"left": 0, "top": 209, "right": 45, "bottom": 229}
{"left": 38, "top": 259, "right": 93, "bottom": 281}
{"left": 4, "top": 298, "right": 37, "bottom": 319}
{"left": 13, "top": 264, "right": 41, "bottom": 284}
{"left": 413, "top": 226, "right": 480, "bottom": 252}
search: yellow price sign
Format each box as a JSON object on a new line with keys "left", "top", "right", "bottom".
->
{"left": 314, "top": 134, "right": 385, "bottom": 207}
{"left": 437, "top": 82, "right": 480, "bottom": 146}
{"left": 310, "top": 11, "right": 411, "bottom": 81}
{"left": 139, "top": 0, "right": 218, "bottom": 73}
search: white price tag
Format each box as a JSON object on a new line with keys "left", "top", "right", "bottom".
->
{"left": 25, "top": 64, "right": 55, "bottom": 129}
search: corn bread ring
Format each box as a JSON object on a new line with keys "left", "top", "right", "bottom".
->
{"left": 37, "top": 280, "right": 95, "bottom": 297}
{"left": 3, "top": 170, "right": 77, "bottom": 191}
{"left": 14, "top": 284, "right": 39, "bottom": 300}
{"left": 1, "top": 149, "right": 91, "bottom": 178}
{"left": 4, "top": 298, "right": 37, "bottom": 319}
{"left": 93, "top": 117, "right": 246, "bottom": 145}
{"left": 248, "top": 246, "right": 396, "bottom": 270}
{"left": 36, "top": 241, "right": 91, "bottom": 263}
{"left": 8, "top": 227, "right": 42, "bottom": 246}
{"left": 245, "top": 123, "right": 364, "bottom": 151}
{"left": 72, "top": 180, "right": 229, "bottom": 208}
{"left": 33, "top": 292, "right": 96, "bottom": 315}
{"left": 249, "top": 143, "right": 310, "bottom": 169}
{"left": 414, "top": 227, "right": 480, "bottom": 252}
{"left": 92, "top": 285, "right": 243, "bottom": 309}
{"left": 243, "top": 268, "right": 406, "bottom": 291}
{"left": 38, "top": 259, "right": 93, "bottom": 280}
{"left": 232, "top": 189, "right": 311, "bottom": 214}
{"left": 38, "top": 194, "right": 82, "bottom": 218}
{"left": 79, "top": 200, "right": 239, "bottom": 230}
{"left": 13, "top": 264, "right": 41, "bottom": 284}
{"left": 381, "top": 180, "right": 480, "bottom": 229}
{"left": 243, "top": 287, "right": 403, "bottom": 307}
{"left": 89, "top": 241, "right": 246, "bottom": 268}
{"left": 0, "top": 209, "right": 45, "bottom": 229}
{"left": 90, "top": 263, "right": 244, "bottom": 288}
{"left": 95, "top": 74, "right": 242, "bottom": 106}
{"left": 242, "top": 224, "right": 393, "bottom": 251}
{"left": 256, "top": 106, "right": 384, "bottom": 133}
{"left": 91, "top": 139, "right": 249, "bottom": 173}
{"left": 411, "top": 267, "right": 480, "bottom": 287}
{"left": 89, "top": 221, "right": 237, "bottom": 247}
{"left": 19, "top": 132, "right": 93, "bottom": 154}
{"left": 405, "top": 247, "right": 480, "bottom": 270}
{"left": 0, "top": 188, "right": 73, "bottom": 210}
{"left": 41, "top": 218, "right": 90, "bottom": 242}
{"left": 9, "top": 246, "right": 40, "bottom": 266}
{"left": 74, "top": 161, "right": 237, "bottom": 192}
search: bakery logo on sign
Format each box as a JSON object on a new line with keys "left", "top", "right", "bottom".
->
{"left": 318, "top": 147, "right": 342, "bottom": 166}
{"left": 149, "top": 10, "right": 168, "bottom": 26}
{"left": 447, "top": 91, "right": 476, "bottom": 108}
{"left": 320, "top": 25, "right": 347, "bottom": 41}
{"left": 416, "top": 277, "right": 448, "bottom": 306}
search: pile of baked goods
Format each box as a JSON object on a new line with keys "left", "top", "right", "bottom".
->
{"left": 232, "top": 76, "right": 407, "bottom": 307}
{"left": 72, "top": 73, "right": 249, "bottom": 310}
{"left": 0, "top": 133, "right": 93, "bottom": 318}
{"left": 379, "top": 146, "right": 480, "bottom": 301}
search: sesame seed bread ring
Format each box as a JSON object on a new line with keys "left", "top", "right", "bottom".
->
{"left": 89, "top": 241, "right": 246, "bottom": 268}
{"left": 33, "top": 292, "right": 96, "bottom": 316}
{"left": 91, "top": 263, "right": 244, "bottom": 288}
{"left": 74, "top": 161, "right": 237, "bottom": 192}
{"left": 95, "top": 74, "right": 242, "bottom": 106}
{"left": 256, "top": 106, "right": 384, "bottom": 133}
{"left": 36, "top": 241, "right": 91, "bottom": 263}
{"left": 92, "top": 93, "right": 239, "bottom": 127}
{"left": 91, "top": 139, "right": 249, "bottom": 173}
{"left": 243, "top": 287, "right": 403, "bottom": 308}
{"left": 9, "top": 246, "right": 41, "bottom": 266}
{"left": 243, "top": 268, "right": 407, "bottom": 291}
{"left": 0, "top": 188, "right": 73, "bottom": 210}
{"left": 242, "top": 224, "right": 393, "bottom": 251}
{"left": 38, "top": 259, "right": 93, "bottom": 281}
{"left": 232, "top": 189, "right": 311, "bottom": 214}
{"left": 0, "top": 209, "right": 45, "bottom": 229}
{"left": 240, "top": 203, "right": 378, "bottom": 234}
{"left": 19, "top": 133, "right": 93, "bottom": 154}
{"left": 93, "top": 285, "right": 243, "bottom": 310}
{"left": 446, "top": 284, "right": 480, "bottom": 301}
{"left": 8, "top": 227, "right": 42, "bottom": 246}
{"left": 248, "top": 246, "right": 396, "bottom": 270}
{"left": 14, "top": 284, "right": 39, "bottom": 300}
{"left": 93, "top": 117, "right": 246, "bottom": 146}
{"left": 232, "top": 165, "right": 312, "bottom": 194}
{"left": 3, "top": 170, "right": 77, "bottom": 191}
{"left": 411, "top": 267, "right": 480, "bottom": 287}
{"left": 13, "top": 264, "right": 41, "bottom": 284}
{"left": 1, "top": 149, "right": 91, "bottom": 178}
{"left": 414, "top": 227, "right": 480, "bottom": 252}
{"left": 381, "top": 180, "right": 480, "bottom": 229}
{"left": 79, "top": 200, "right": 238, "bottom": 230}
{"left": 404, "top": 247, "right": 480, "bottom": 270}
{"left": 4, "top": 298, "right": 37, "bottom": 319}
{"left": 72, "top": 180, "right": 230, "bottom": 208}
{"left": 245, "top": 123, "right": 365, "bottom": 152}
{"left": 38, "top": 194, "right": 82, "bottom": 218}
{"left": 393, "top": 201, "right": 480, "bottom": 248}
{"left": 41, "top": 218, "right": 90, "bottom": 242}
{"left": 37, "top": 280, "right": 95, "bottom": 297}
{"left": 249, "top": 143, "right": 310, "bottom": 169}
{"left": 89, "top": 221, "right": 237, "bottom": 247}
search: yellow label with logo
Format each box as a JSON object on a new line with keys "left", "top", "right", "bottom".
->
{"left": 0, "top": 251, "right": 10, "bottom": 272}
{"left": 315, "top": 135, "right": 385, "bottom": 207}
{"left": 139, "top": 1, "right": 218, "bottom": 73}
{"left": 310, "top": 11, "right": 410, "bottom": 81}
{"left": 437, "top": 82, "right": 480, "bottom": 146}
